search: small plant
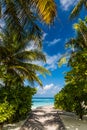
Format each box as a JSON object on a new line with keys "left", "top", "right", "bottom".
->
{"left": 0, "top": 100, "right": 15, "bottom": 130}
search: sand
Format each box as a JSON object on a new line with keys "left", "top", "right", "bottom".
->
{"left": 3, "top": 105, "right": 87, "bottom": 130}
{"left": 59, "top": 110, "right": 87, "bottom": 130}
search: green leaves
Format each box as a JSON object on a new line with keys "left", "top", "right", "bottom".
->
{"left": 0, "top": 85, "right": 37, "bottom": 122}
{"left": 33, "top": 0, "right": 57, "bottom": 24}
{"left": 0, "top": 27, "right": 50, "bottom": 86}
{"left": 55, "top": 17, "right": 87, "bottom": 119}
{"left": 0, "top": 0, "right": 56, "bottom": 43}
{"left": 58, "top": 56, "right": 67, "bottom": 67}
{"left": 0, "top": 101, "right": 15, "bottom": 123}
{"left": 70, "top": 0, "right": 87, "bottom": 19}
{"left": 0, "top": 0, "right": 56, "bottom": 126}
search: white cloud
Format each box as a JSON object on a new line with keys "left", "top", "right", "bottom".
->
{"left": 46, "top": 38, "right": 61, "bottom": 46}
{"left": 32, "top": 53, "right": 62, "bottom": 71}
{"left": 44, "top": 84, "right": 53, "bottom": 90}
{"left": 45, "top": 53, "right": 62, "bottom": 71}
{"left": 48, "top": 38, "right": 61, "bottom": 46}
{"left": 25, "top": 40, "right": 41, "bottom": 51}
{"left": 35, "top": 83, "right": 62, "bottom": 96}
{"left": 60, "top": 0, "right": 79, "bottom": 11}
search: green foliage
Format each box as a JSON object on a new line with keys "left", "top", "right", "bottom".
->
{"left": 0, "top": 27, "right": 50, "bottom": 86}
{"left": 0, "top": 21, "right": 49, "bottom": 124}
{"left": 0, "top": 86, "right": 36, "bottom": 122}
{"left": 0, "top": 0, "right": 56, "bottom": 43}
{"left": 54, "top": 85, "right": 74, "bottom": 112}
{"left": 70, "top": 0, "right": 87, "bottom": 19}
{"left": 0, "top": 0, "right": 55, "bottom": 127}
{"left": 54, "top": 83, "right": 87, "bottom": 119}
{"left": 0, "top": 100, "right": 15, "bottom": 123}
{"left": 56, "top": 17, "right": 87, "bottom": 119}
{"left": 58, "top": 57, "right": 67, "bottom": 68}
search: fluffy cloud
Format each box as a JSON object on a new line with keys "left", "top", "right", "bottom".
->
{"left": 44, "top": 84, "right": 53, "bottom": 90}
{"left": 45, "top": 53, "right": 61, "bottom": 71}
{"left": 46, "top": 38, "right": 61, "bottom": 46}
{"left": 35, "top": 83, "right": 62, "bottom": 96}
{"left": 32, "top": 53, "right": 62, "bottom": 71}
{"left": 60, "top": 0, "right": 79, "bottom": 11}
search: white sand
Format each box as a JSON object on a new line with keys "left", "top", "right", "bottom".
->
{"left": 3, "top": 105, "right": 87, "bottom": 130}
{"left": 59, "top": 111, "right": 87, "bottom": 130}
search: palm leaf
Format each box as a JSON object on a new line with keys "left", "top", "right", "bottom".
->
{"left": 84, "top": 0, "right": 87, "bottom": 9}
{"left": 70, "top": 0, "right": 84, "bottom": 19}
{"left": 33, "top": 0, "right": 57, "bottom": 24}
{"left": 9, "top": 65, "right": 43, "bottom": 86}
{"left": 15, "top": 50, "right": 46, "bottom": 62}
{"left": 58, "top": 56, "right": 67, "bottom": 67}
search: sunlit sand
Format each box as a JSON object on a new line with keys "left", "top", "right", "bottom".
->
{"left": 3, "top": 105, "right": 87, "bottom": 130}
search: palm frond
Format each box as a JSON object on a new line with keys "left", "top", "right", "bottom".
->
{"left": 65, "top": 38, "right": 76, "bottom": 49}
{"left": 1, "top": 0, "right": 42, "bottom": 42}
{"left": 24, "top": 63, "right": 50, "bottom": 77}
{"left": 9, "top": 65, "right": 43, "bottom": 86}
{"left": 84, "top": 0, "right": 87, "bottom": 9}
{"left": 70, "top": 0, "right": 84, "bottom": 19}
{"left": 58, "top": 56, "right": 67, "bottom": 67}
{"left": 33, "top": 0, "right": 57, "bottom": 24}
{"left": 15, "top": 50, "right": 46, "bottom": 62}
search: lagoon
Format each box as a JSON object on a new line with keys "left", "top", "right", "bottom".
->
{"left": 32, "top": 97, "right": 54, "bottom": 108}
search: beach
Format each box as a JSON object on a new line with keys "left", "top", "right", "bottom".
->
{"left": 3, "top": 105, "right": 87, "bottom": 130}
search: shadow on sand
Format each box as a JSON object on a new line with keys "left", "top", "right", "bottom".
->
{"left": 20, "top": 107, "right": 66, "bottom": 130}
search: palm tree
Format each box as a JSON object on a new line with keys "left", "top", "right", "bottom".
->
{"left": 0, "top": 27, "right": 50, "bottom": 87}
{"left": 66, "top": 17, "right": 87, "bottom": 50}
{"left": 58, "top": 17, "right": 87, "bottom": 67}
{"left": 70, "top": 0, "right": 87, "bottom": 18}
{"left": 1, "top": 0, "right": 56, "bottom": 24}
{"left": 65, "top": 18, "right": 87, "bottom": 81}
{"left": 0, "top": 0, "right": 56, "bottom": 41}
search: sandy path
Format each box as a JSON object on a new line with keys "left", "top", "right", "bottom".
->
{"left": 20, "top": 106, "right": 66, "bottom": 130}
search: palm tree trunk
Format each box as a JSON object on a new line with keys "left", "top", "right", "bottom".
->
{"left": 0, "top": 123, "right": 3, "bottom": 130}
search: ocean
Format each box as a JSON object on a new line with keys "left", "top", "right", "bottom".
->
{"left": 32, "top": 97, "right": 54, "bottom": 108}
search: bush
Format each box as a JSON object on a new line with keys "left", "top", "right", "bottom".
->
{"left": 54, "top": 84, "right": 87, "bottom": 119}
{"left": 0, "top": 100, "right": 15, "bottom": 123}
{"left": 0, "top": 85, "right": 36, "bottom": 122}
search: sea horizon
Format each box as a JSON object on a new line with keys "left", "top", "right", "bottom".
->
{"left": 32, "top": 97, "right": 54, "bottom": 108}
{"left": 33, "top": 96, "right": 54, "bottom": 98}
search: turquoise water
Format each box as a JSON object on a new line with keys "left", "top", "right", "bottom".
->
{"left": 32, "top": 97, "right": 54, "bottom": 108}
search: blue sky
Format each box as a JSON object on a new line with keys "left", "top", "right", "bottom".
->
{"left": 34, "top": 0, "right": 86, "bottom": 97}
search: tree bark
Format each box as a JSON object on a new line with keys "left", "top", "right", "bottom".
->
{"left": 0, "top": 123, "right": 3, "bottom": 130}
{"left": 80, "top": 114, "right": 83, "bottom": 120}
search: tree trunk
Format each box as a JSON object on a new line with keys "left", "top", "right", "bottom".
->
{"left": 0, "top": 123, "right": 3, "bottom": 130}
{"left": 79, "top": 114, "right": 83, "bottom": 120}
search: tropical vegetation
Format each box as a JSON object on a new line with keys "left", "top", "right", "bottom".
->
{"left": 0, "top": 27, "right": 49, "bottom": 129}
{"left": 55, "top": 17, "right": 87, "bottom": 119}
{"left": 0, "top": 0, "right": 87, "bottom": 129}
{"left": 0, "top": 0, "right": 56, "bottom": 42}
{"left": 0, "top": 0, "right": 57, "bottom": 129}
{"left": 70, "top": 0, "right": 87, "bottom": 18}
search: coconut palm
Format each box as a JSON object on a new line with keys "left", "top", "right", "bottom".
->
{"left": 65, "top": 18, "right": 87, "bottom": 81}
{"left": 58, "top": 17, "right": 87, "bottom": 67}
{"left": 70, "top": 0, "right": 87, "bottom": 18}
{"left": 1, "top": 0, "right": 56, "bottom": 24}
{"left": 66, "top": 17, "right": 87, "bottom": 50}
{"left": 0, "top": 27, "right": 49, "bottom": 87}
{"left": 0, "top": 0, "right": 56, "bottom": 41}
